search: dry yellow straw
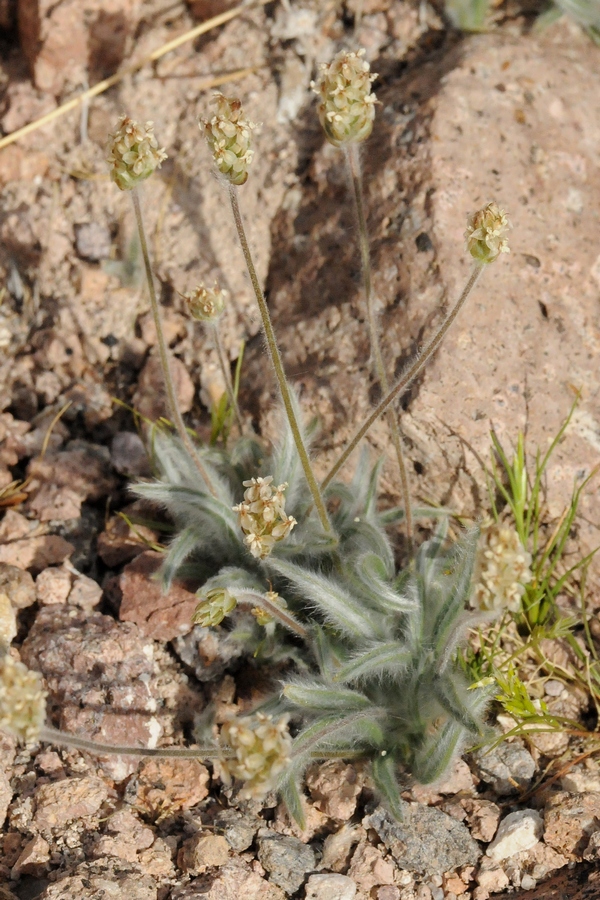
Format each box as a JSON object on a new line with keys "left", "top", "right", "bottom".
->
{"left": 0, "top": 0, "right": 271, "bottom": 152}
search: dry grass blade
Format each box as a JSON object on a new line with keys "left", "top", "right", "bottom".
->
{"left": 0, "top": 0, "right": 271, "bottom": 151}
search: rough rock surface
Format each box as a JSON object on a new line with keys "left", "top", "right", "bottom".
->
{"left": 257, "top": 832, "right": 317, "bottom": 894}
{"left": 366, "top": 805, "right": 481, "bottom": 876}
{"left": 117, "top": 550, "right": 198, "bottom": 640}
{"left": 471, "top": 741, "right": 536, "bottom": 795}
{"left": 486, "top": 809, "right": 543, "bottom": 862}
{"left": 170, "top": 857, "right": 286, "bottom": 900}
{"left": 544, "top": 791, "right": 600, "bottom": 857}
{"left": 38, "top": 857, "right": 157, "bottom": 900}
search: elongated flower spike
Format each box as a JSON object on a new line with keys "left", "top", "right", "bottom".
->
{"left": 200, "top": 94, "right": 258, "bottom": 186}
{"left": 473, "top": 521, "right": 532, "bottom": 613}
{"left": 465, "top": 202, "right": 510, "bottom": 263}
{"left": 0, "top": 653, "right": 46, "bottom": 745}
{"left": 218, "top": 712, "right": 292, "bottom": 799}
{"left": 311, "top": 48, "right": 377, "bottom": 147}
{"left": 107, "top": 117, "right": 167, "bottom": 191}
{"left": 233, "top": 477, "right": 297, "bottom": 560}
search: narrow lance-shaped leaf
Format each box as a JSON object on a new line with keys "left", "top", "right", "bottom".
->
{"left": 283, "top": 681, "right": 371, "bottom": 712}
{"left": 333, "top": 642, "right": 412, "bottom": 683}
{"left": 412, "top": 719, "right": 465, "bottom": 785}
{"left": 432, "top": 674, "right": 484, "bottom": 735}
{"left": 371, "top": 752, "right": 405, "bottom": 822}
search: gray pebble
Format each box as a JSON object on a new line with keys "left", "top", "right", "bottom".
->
{"left": 257, "top": 832, "right": 316, "bottom": 893}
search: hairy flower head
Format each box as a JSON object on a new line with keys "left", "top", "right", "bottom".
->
{"left": 0, "top": 593, "right": 17, "bottom": 646}
{"left": 473, "top": 521, "right": 532, "bottom": 613}
{"left": 107, "top": 117, "right": 167, "bottom": 191}
{"left": 200, "top": 94, "right": 257, "bottom": 186}
{"left": 183, "top": 283, "right": 226, "bottom": 323}
{"left": 465, "top": 202, "right": 510, "bottom": 263}
{"left": 0, "top": 653, "right": 46, "bottom": 744}
{"left": 311, "top": 48, "right": 377, "bottom": 147}
{"left": 218, "top": 712, "right": 292, "bottom": 799}
{"left": 193, "top": 588, "right": 237, "bottom": 628}
{"left": 233, "top": 477, "right": 296, "bottom": 560}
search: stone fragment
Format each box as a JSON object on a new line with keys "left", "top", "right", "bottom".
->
{"left": 348, "top": 841, "right": 395, "bottom": 892}
{"left": 485, "top": 809, "right": 543, "bottom": 862}
{"left": 27, "top": 484, "right": 83, "bottom": 521}
{"left": 39, "top": 857, "right": 157, "bottom": 900}
{"left": 27, "top": 442, "right": 117, "bottom": 506}
{"left": 11, "top": 834, "right": 50, "bottom": 877}
{"left": 138, "top": 837, "right": 176, "bottom": 878}
{"left": 0, "top": 563, "right": 35, "bottom": 608}
{"left": 68, "top": 573, "right": 103, "bottom": 609}
{"left": 474, "top": 858, "right": 510, "bottom": 898}
{"left": 461, "top": 799, "right": 501, "bottom": 843}
{"left": 561, "top": 764, "right": 600, "bottom": 793}
{"left": 20, "top": 606, "right": 169, "bottom": 781}
{"left": 173, "top": 621, "right": 248, "bottom": 682}
{"left": 170, "top": 857, "right": 286, "bottom": 899}
{"left": 583, "top": 831, "right": 600, "bottom": 861}
{"left": 133, "top": 353, "right": 195, "bottom": 422}
{"left": 434, "top": 759, "right": 475, "bottom": 796}
{"left": 214, "top": 808, "right": 261, "bottom": 851}
{"left": 97, "top": 512, "right": 158, "bottom": 567}
{"left": 512, "top": 842, "right": 567, "bottom": 881}
{"left": 110, "top": 431, "right": 151, "bottom": 477}
{"left": 320, "top": 824, "right": 362, "bottom": 873}
{"left": 544, "top": 791, "right": 600, "bottom": 857}
{"left": 471, "top": 742, "right": 536, "bottom": 795}
{"left": 18, "top": 0, "right": 141, "bottom": 95}
{"left": 0, "top": 535, "right": 74, "bottom": 572}
{"left": 257, "top": 832, "right": 316, "bottom": 894}
{"left": 305, "top": 873, "right": 357, "bottom": 900}
{"left": 366, "top": 805, "right": 480, "bottom": 877}
{"left": 0, "top": 512, "right": 34, "bottom": 545}
{"left": 178, "top": 833, "right": 229, "bottom": 874}
{"left": 33, "top": 776, "right": 109, "bottom": 830}
{"left": 0, "top": 767, "right": 11, "bottom": 828}
{"left": 75, "top": 223, "right": 112, "bottom": 261}
{"left": 118, "top": 550, "right": 198, "bottom": 640}
{"left": 376, "top": 888, "right": 400, "bottom": 900}
{"left": 306, "top": 760, "right": 364, "bottom": 819}
{"left": 35, "top": 565, "right": 72, "bottom": 605}
{"left": 129, "top": 757, "right": 209, "bottom": 818}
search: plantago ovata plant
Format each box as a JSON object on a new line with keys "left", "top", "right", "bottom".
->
{"left": 4, "top": 68, "right": 513, "bottom": 820}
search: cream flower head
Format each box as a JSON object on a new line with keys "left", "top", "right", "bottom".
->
{"left": 473, "top": 521, "right": 532, "bottom": 613}
{"left": 311, "top": 48, "right": 377, "bottom": 147}
{"left": 192, "top": 588, "right": 237, "bottom": 628}
{"left": 218, "top": 712, "right": 292, "bottom": 799}
{"left": 200, "top": 94, "right": 257, "bottom": 186}
{"left": 233, "top": 476, "right": 297, "bottom": 560}
{"left": 107, "top": 117, "right": 167, "bottom": 191}
{"left": 465, "top": 202, "right": 510, "bottom": 264}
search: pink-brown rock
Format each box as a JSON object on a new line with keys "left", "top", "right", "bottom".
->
{"left": 461, "top": 799, "right": 502, "bottom": 844}
{"left": 0, "top": 768, "right": 11, "bottom": 829}
{"left": 0, "top": 535, "right": 74, "bottom": 573}
{"left": 0, "top": 511, "right": 33, "bottom": 544}
{"left": 306, "top": 760, "right": 364, "bottom": 820}
{"left": 68, "top": 573, "right": 103, "bottom": 609}
{"left": 27, "top": 442, "right": 117, "bottom": 507}
{"left": 39, "top": 857, "right": 157, "bottom": 900}
{"left": 0, "top": 563, "right": 35, "bottom": 609}
{"left": 347, "top": 842, "right": 395, "bottom": 893}
{"left": 128, "top": 757, "right": 209, "bottom": 818}
{"left": 20, "top": 606, "right": 170, "bottom": 780}
{"left": 178, "top": 833, "right": 230, "bottom": 875}
{"left": 170, "top": 857, "right": 286, "bottom": 900}
{"left": 11, "top": 834, "right": 50, "bottom": 877}
{"left": 97, "top": 512, "right": 159, "bottom": 568}
{"left": 132, "top": 353, "right": 195, "bottom": 424}
{"left": 17, "top": 0, "right": 141, "bottom": 95}
{"left": 118, "top": 550, "right": 198, "bottom": 640}
{"left": 35, "top": 564, "right": 72, "bottom": 605}
{"left": 544, "top": 791, "right": 600, "bottom": 857}
{"left": 33, "top": 776, "right": 109, "bottom": 830}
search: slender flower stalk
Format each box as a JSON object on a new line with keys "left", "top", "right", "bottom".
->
{"left": 235, "top": 588, "right": 308, "bottom": 638}
{"left": 346, "top": 143, "right": 414, "bottom": 551}
{"left": 212, "top": 322, "right": 244, "bottom": 433}
{"left": 131, "top": 190, "right": 217, "bottom": 497}
{"left": 322, "top": 264, "right": 485, "bottom": 490}
{"left": 40, "top": 725, "right": 220, "bottom": 759}
{"left": 228, "top": 185, "right": 333, "bottom": 535}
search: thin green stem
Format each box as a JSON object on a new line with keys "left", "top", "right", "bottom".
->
{"left": 132, "top": 188, "right": 217, "bottom": 498}
{"left": 346, "top": 144, "right": 413, "bottom": 552}
{"left": 322, "top": 263, "right": 485, "bottom": 490}
{"left": 40, "top": 725, "right": 222, "bottom": 759}
{"left": 211, "top": 322, "right": 245, "bottom": 434}
{"left": 236, "top": 588, "right": 308, "bottom": 638}
{"left": 228, "top": 184, "right": 333, "bottom": 535}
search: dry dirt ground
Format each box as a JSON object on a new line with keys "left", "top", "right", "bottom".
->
{"left": 1, "top": 1, "right": 600, "bottom": 898}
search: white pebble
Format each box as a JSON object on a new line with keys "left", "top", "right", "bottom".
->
{"left": 486, "top": 809, "right": 543, "bottom": 862}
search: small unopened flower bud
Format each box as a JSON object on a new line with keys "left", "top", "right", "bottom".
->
{"left": 311, "top": 48, "right": 377, "bottom": 147}
{"left": 193, "top": 588, "right": 237, "bottom": 628}
{"left": 217, "top": 712, "right": 292, "bottom": 799}
{"left": 183, "top": 283, "right": 226, "bottom": 323}
{"left": 465, "top": 202, "right": 510, "bottom": 263}
{"left": 0, "top": 653, "right": 46, "bottom": 744}
{"left": 233, "top": 477, "right": 297, "bottom": 560}
{"left": 200, "top": 94, "right": 257, "bottom": 186}
{"left": 107, "top": 116, "right": 167, "bottom": 191}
